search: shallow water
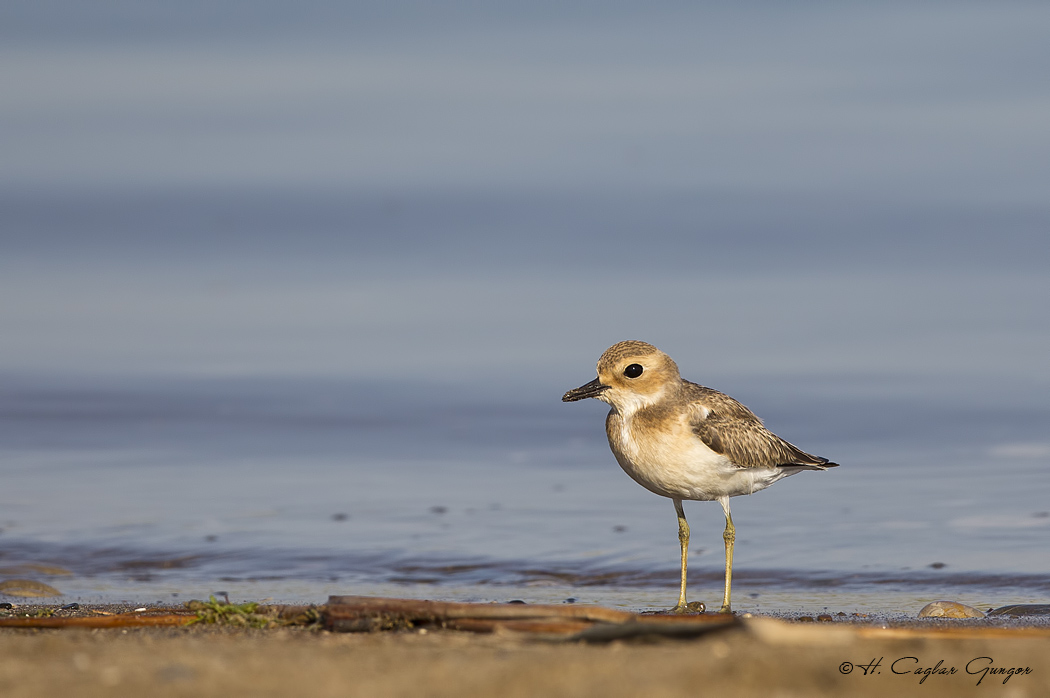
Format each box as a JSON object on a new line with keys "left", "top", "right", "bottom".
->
{"left": 2, "top": 373, "right": 1047, "bottom": 612}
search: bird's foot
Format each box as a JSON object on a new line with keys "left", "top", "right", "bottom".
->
{"left": 668, "top": 601, "right": 706, "bottom": 615}
{"left": 716, "top": 604, "right": 733, "bottom": 615}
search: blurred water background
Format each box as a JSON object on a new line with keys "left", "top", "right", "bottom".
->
{"left": 1, "top": 2, "right": 1048, "bottom": 612}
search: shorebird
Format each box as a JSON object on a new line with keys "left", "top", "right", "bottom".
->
{"left": 562, "top": 340, "right": 838, "bottom": 614}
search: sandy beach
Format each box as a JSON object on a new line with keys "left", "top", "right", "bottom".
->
{"left": 2, "top": 603, "right": 1047, "bottom": 698}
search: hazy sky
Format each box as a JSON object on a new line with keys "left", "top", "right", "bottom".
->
{"left": 4, "top": 2, "right": 1049, "bottom": 199}
{"left": 2, "top": 2, "right": 1048, "bottom": 385}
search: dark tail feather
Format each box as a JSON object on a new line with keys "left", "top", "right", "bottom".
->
{"left": 801, "top": 457, "right": 838, "bottom": 470}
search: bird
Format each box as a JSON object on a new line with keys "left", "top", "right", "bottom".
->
{"left": 562, "top": 340, "right": 838, "bottom": 614}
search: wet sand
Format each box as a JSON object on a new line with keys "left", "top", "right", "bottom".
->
{"left": 1, "top": 606, "right": 1047, "bottom": 697}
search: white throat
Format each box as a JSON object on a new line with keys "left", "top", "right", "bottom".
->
{"left": 600, "top": 387, "right": 665, "bottom": 418}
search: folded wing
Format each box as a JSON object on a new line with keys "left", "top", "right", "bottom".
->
{"left": 685, "top": 382, "right": 837, "bottom": 470}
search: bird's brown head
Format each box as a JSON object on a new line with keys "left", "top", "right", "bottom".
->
{"left": 562, "top": 340, "right": 681, "bottom": 413}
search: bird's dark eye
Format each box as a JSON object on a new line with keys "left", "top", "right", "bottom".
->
{"left": 623, "top": 364, "right": 643, "bottom": 378}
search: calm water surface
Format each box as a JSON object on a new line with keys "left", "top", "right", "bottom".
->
{"left": 2, "top": 371, "right": 1047, "bottom": 612}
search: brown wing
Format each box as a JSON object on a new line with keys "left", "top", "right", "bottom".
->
{"left": 684, "top": 382, "right": 836, "bottom": 469}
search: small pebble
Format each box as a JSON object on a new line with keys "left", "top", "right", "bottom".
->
{"left": 59, "top": 603, "right": 80, "bottom": 611}
{"left": 564, "top": 598, "right": 577, "bottom": 604}
{"left": 928, "top": 562, "right": 947, "bottom": 569}
{"left": 796, "top": 616, "right": 814, "bottom": 622}
{"left": 0, "top": 579, "right": 62, "bottom": 598}
{"left": 918, "top": 600, "right": 985, "bottom": 618}
{"left": 816, "top": 614, "right": 833, "bottom": 622}
{"left": 507, "top": 600, "right": 526, "bottom": 605}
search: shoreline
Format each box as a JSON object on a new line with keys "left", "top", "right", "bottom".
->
{"left": 2, "top": 600, "right": 1048, "bottom": 697}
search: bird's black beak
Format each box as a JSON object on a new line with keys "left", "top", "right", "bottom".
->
{"left": 562, "top": 377, "right": 609, "bottom": 402}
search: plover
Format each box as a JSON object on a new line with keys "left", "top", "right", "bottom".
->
{"left": 562, "top": 340, "right": 838, "bottom": 614}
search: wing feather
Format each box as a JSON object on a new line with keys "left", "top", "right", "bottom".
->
{"left": 684, "top": 382, "right": 836, "bottom": 469}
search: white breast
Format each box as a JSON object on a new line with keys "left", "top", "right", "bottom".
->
{"left": 608, "top": 411, "right": 789, "bottom": 501}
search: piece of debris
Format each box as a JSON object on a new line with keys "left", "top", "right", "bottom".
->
{"left": 325, "top": 595, "right": 735, "bottom": 638}
{"left": 0, "top": 612, "right": 194, "bottom": 629}
{"left": 987, "top": 604, "right": 1050, "bottom": 617}
{"left": 918, "top": 601, "right": 986, "bottom": 618}
{"left": 185, "top": 596, "right": 307, "bottom": 629}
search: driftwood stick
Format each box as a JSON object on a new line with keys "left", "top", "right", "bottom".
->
{"left": 0, "top": 613, "right": 195, "bottom": 629}
{"left": 324, "top": 596, "right": 739, "bottom": 635}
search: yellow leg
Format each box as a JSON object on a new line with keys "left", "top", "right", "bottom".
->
{"left": 671, "top": 499, "right": 705, "bottom": 614}
{"left": 719, "top": 496, "right": 735, "bottom": 614}
{"left": 674, "top": 499, "right": 688, "bottom": 611}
